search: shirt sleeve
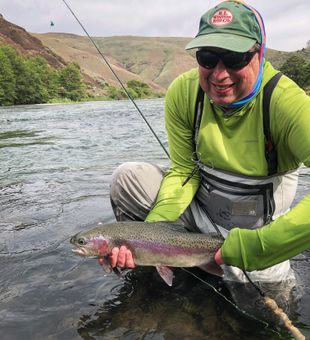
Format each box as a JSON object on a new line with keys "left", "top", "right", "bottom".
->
{"left": 221, "top": 193, "right": 310, "bottom": 271}
{"left": 222, "top": 76, "right": 310, "bottom": 271}
{"left": 146, "top": 76, "right": 200, "bottom": 222}
{"left": 272, "top": 75, "right": 310, "bottom": 169}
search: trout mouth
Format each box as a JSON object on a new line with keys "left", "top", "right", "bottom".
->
{"left": 71, "top": 246, "right": 87, "bottom": 256}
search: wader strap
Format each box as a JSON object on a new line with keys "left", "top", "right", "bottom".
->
{"left": 192, "top": 86, "right": 204, "bottom": 146}
{"left": 263, "top": 72, "right": 282, "bottom": 175}
{"left": 193, "top": 73, "right": 282, "bottom": 175}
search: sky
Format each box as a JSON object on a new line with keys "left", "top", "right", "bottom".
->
{"left": 1, "top": 0, "right": 309, "bottom": 52}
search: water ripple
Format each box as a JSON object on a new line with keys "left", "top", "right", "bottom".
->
{"left": 0, "top": 99, "right": 308, "bottom": 340}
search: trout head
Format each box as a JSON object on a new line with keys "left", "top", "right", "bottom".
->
{"left": 70, "top": 233, "right": 110, "bottom": 258}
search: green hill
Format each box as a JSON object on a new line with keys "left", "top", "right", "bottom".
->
{"left": 0, "top": 13, "right": 309, "bottom": 97}
{"left": 34, "top": 32, "right": 310, "bottom": 93}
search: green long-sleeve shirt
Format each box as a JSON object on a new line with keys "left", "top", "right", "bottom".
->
{"left": 222, "top": 194, "right": 310, "bottom": 271}
{"left": 146, "top": 61, "right": 310, "bottom": 270}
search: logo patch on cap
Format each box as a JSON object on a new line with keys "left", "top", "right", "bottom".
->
{"left": 211, "top": 9, "right": 233, "bottom": 26}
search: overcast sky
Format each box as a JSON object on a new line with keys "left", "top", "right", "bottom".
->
{"left": 1, "top": 0, "right": 309, "bottom": 52}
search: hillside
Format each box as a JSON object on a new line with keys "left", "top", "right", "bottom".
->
{"left": 1, "top": 14, "right": 309, "bottom": 97}
{"left": 33, "top": 33, "right": 197, "bottom": 91}
{"left": 0, "top": 14, "right": 65, "bottom": 68}
{"left": 33, "top": 32, "right": 310, "bottom": 91}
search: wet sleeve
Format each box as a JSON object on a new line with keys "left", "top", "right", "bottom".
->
{"left": 221, "top": 194, "right": 310, "bottom": 271}
{"left": 146, "top": 78, "right": 200, "bottom": 222}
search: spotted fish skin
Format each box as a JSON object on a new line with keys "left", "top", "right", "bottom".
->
{"left": 70, "top": 221, "right": 224, "bottom": 285}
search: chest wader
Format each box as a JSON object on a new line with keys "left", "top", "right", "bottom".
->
{"left": 193, "top": 73, "right": 298, "bottom": 282}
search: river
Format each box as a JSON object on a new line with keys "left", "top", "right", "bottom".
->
{"left": 0, "top": 99, "right": 309, "bottom": 339}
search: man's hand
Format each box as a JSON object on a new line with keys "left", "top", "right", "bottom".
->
{"left": 100, "top": 245, "right": 135, "bottom": 268}
{"left": 214, "top": 248, "right": 224, "bottom": 266}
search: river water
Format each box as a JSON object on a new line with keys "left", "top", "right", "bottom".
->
{"left": 0, "top": 99, "right": 309, "bottom": 340}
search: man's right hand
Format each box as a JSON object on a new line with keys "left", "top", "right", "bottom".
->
{"left": 104, "top": 245, "right": 136, "bottom": 268}
{"left": 214, "top": 248, "right": 224, "bottom": 265}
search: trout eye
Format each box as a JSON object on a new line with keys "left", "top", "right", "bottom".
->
{"left": 77, "top": 237, "right": 87, "bottom": 246}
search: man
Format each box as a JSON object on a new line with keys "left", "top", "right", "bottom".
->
{"left": 108, "top": 0, "right": 310, "bottom": 314}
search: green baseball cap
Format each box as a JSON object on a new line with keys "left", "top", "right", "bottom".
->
{"left": 186, "top": 1, "right": 262, "bottom": 52}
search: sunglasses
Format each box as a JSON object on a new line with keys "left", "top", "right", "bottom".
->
{"left": 196, "top": 49, "right": 258, "bottom": 70}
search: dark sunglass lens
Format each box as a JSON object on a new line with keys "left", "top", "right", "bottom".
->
{"left": 196, "top": 51, "right": 219, "bottom": 69}
{"left": 222, "top": 51, "right": 255, "bottom": 69}
{"left": 196, "top": 50, "right": 256, "bottom": 70}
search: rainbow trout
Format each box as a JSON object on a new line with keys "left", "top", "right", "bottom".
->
{"left": 70, "top": 221, "right": 224, "bottom": 286}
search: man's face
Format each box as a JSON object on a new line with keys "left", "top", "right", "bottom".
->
{"left": 198, "top": 47, "right": 260, "bottom": 106}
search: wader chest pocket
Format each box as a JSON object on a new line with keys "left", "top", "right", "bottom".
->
{"left": 195, "top": 171, "right": 275, "bottom": 230}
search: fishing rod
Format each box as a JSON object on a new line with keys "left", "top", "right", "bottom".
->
{"left": 61, "top": 0, "right": 169, "bottom": 159}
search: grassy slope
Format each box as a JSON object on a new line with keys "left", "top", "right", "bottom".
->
{"left": 33, "top": 33, "right": 195, "bottom": 91}
{"left": 33, "top": 33, "right": 310, "bottom": 93}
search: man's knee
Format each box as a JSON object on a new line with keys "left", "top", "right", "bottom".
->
{"left": 110, "top": 162, "right": 164, "bottom": 220}
{"left": 111, "top": 162, "right": 139, "bottom": 189}
{"left": 111, "top": 162, "right": 163, "bottom": 195}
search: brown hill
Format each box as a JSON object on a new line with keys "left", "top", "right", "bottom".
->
{"left": 1, "top": 14, "right": 309, "bottom": 96}
{"left": 32, "top": 33, "right": 310, "bottom": 92}
{"left": 0, "top": 14, "right": 65, "bottom": 68}
{"left": 33, "top": 33, "right": 197, "bottom": 91}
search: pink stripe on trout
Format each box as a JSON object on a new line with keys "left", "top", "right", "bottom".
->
{"left": 70, "top": 221, "right": 224, "bottom": 286}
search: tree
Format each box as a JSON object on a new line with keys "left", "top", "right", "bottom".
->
{"left": 13, "top": 60, "right": 35, "bottom": 105}
{"left": 23, "top": 57, "right": 50, "bottom": 104}
{"left": 303, "top": 62, "right": 310, "bottom": 89}
{"left": 58, "top": 62, "right": 86, "bottom": 101}
{"left": 279, "top": 55, "right": 309, "bottom": 88}
{"left": 0, "top": 46, "right": 16, "bottom": 105}
{"left": 0, "top": 45, "right": 59, "bottom": 105}
{"left": 127, "top": 80, "right": 152, "bottom": 99}
{"left": 106, "top": 85, "right": 126, "bottom": 100}
{"left": 31, "top": 56, "right": 59, "bottom": 99}
{"left": 0, "top": 44, "right": 89, "bottom": 105}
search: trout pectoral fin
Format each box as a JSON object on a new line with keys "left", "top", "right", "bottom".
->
{"left": 112, "top": 266, "right": 124, "bottom": 279}
{"left": 98, "top": 257, "right": 113, "bottom": 273}
{"left": 156, "top": 265, "right": 174, "bottom": 286}
{"left": 198, "top": 261, "right": 224, "bottom": 277}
